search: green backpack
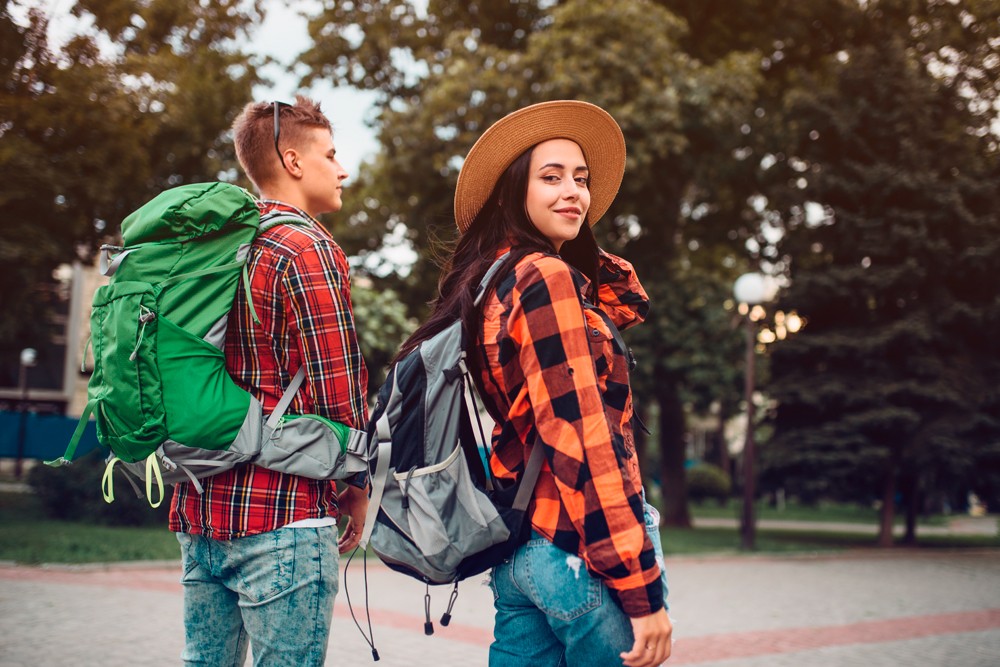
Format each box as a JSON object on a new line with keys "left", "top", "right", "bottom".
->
{"left": 48, "top": 182, "right": 367, "bottom": 506}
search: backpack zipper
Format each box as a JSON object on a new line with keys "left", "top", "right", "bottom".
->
{"left": 129, "top": 306, "right": 156, "bottom": 361}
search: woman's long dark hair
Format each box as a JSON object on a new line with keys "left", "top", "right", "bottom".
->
{"left": 394, "top": 144, "right": 601, "bottom": 362}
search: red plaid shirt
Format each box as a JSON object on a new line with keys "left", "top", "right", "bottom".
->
{"left": 476, "top": 249, "right": 662, "bottom": 617}
{"left": 169, "top": 201, "right": 369, "bottom": 540}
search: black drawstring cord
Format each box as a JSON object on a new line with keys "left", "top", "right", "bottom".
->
{"left": 424, "top": 583, "right": 434, "bottom": 635}
{"left": 344, "top": 546, "right": 380, "bottom": 661}
{"left": 441, "top": 581, "right": 459, "bottom": 626}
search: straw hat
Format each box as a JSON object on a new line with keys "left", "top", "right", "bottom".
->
{"left": 454, "top": 100, "right": 626, "bottom": 234}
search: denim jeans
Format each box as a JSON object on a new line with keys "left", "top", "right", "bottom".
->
{"left": 176, "top": 526, "right": 339, "bottom": 667}
{"left": 488, "top": 503, "right": 669, "bottom": 667}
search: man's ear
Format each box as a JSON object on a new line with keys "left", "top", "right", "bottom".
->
{"left": 283, "top": 149, "right": 303, "bottom": 177}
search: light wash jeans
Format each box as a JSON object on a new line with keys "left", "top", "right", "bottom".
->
{"left": 176, "top": 526, "right": 339, "bottom": 667}
{"left": 488, "top": 503, "right": 669, "bottom": 667}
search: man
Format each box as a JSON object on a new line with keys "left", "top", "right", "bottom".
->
{"left": 169, "top": 96, "right": 369, "bottom": 666}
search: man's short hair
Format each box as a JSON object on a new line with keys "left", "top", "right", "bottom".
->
{"left": 232, "top": 95, "right": 332, "bottom": 190}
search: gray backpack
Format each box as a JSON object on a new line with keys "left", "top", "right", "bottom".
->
{"left": 358, "top": 254, "right": 543, "bottom": 632}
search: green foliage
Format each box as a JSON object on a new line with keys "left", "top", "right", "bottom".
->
{"left": 686, "top": 462, "right": 732, "bottom": 503}
{"left": 0, "top": 0, "right": 265, "bottom": 368}
{"left": 27, "top": 451, "right": 171, "bottom": 527}
{"left": 762, "top": 3, "right": 1000, "bottom": 522}
{"left": 350, "top": 279, "right": 417, "bottom": 395}
{"left": 301, "top": 0, "right": 763, "bottom": 528}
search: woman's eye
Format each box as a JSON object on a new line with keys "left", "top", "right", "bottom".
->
{"left": 542, "top": 175, "right": 560, "bottom": 182}
{"left": 575, "top": 177, "right": 589, "bottom": 186}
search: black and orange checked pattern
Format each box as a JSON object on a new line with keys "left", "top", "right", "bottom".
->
{"left": 476, "top": 249, "right": 664, "bottom": 618}
{"left": 170, "top": 200, "right": 369, "bottom": 540}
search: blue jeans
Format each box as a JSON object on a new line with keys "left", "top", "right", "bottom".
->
{"left": 488, "top": 503, "right": 669, "bottom": 667}
{"left": 176, "top": 526, "right": 339, "bottom": 667}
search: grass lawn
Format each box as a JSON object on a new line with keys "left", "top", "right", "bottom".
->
{"left": 1, "top": 490, "right": 995, "bottom": 565}
{"left": 0, "top": 490, "right": 179, "bottom": 565}
{"left": 688, "top": 498, "right": 948, "bottom": 527}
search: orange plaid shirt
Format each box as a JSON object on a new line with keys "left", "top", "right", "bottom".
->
{"left": 475, "top": 248, "right": 663, "bottom": 617}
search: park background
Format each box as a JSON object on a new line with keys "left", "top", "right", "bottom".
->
{"left": 1, "top": 0, "right": 999, "bottom": 560}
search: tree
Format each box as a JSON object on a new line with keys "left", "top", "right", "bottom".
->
{"left": 349, "top": 279, "right": 416, "bottom": 397}
{"left": 301, "top": 0, "right": 761, "bottom": 526}
{"left": 764, "top": 1, "right": 1000, "bottom": 545}
{"left": 0, "top": 0, "right": 265, "bottom": 384}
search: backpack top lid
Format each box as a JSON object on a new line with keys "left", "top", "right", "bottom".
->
{"left": 122, "top": 182, "right": 259, "bottom": 246}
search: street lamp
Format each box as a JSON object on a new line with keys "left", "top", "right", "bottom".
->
{"left": 14, "top": 347, "right": 38, "bottom": 479}
{"left": 733, "top": 273, "right": 766, "bottom": 551}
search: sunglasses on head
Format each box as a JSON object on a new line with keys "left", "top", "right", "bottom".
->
{"left": 272, "top": 101, "right": 291, "bottom": 170}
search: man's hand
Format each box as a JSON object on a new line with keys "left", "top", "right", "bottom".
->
{"left": 336, "top": 484, "right": 368, "bottom": 554}
{"left": 621, "top": 608, "right": 672, "bottom": 667}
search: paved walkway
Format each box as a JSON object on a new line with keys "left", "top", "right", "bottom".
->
{"left": 1, "top": 549, "right": 999, "bottom": 666}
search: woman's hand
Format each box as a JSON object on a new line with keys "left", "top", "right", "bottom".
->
{"left": 621, "top": 608, "right": 672, "bottom": 667}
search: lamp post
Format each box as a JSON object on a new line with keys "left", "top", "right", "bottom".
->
{"left": 733, "top": 273, "right": 766, "bottom": 551}
{"left": 14, "top": 347, "right": 37, "bottom": 479}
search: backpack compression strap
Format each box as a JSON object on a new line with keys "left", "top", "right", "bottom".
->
{"left": 98, "top": 244, "right": 136, "bottom": 277}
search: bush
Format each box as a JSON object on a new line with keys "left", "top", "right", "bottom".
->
{"left": 687, "top": 462, "right": 732, "bottom": 504}
{"left": 27, "top": 450, "right": 171, "bottom": 526}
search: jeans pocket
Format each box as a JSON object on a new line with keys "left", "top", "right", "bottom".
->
{"left": 516, "top": 538, "right": 602, "bottom": 622}
{"left": 176, "top": 533, "right": 200, "bottom": 579}
{"left": 643, "top": 503, "right": 670, "bottom": 605}
{"left": 232, "top": 529, "right": 296, "bottom": 604}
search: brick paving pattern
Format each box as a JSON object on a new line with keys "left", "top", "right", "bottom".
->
{"left": 1, "top": 550, "right": 998, "bottom": 666}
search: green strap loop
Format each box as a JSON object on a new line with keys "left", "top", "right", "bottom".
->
{"left": 243, "top": 261, "right": 262, "bottom": 326}
{"left": 46, "top": 401, "right": 95, "bottom": 467}
{"left": 103, "top": 453, "right": 164, "bottom": 508}
{"left": 145, "top": 454, "right": 165, "bottom": 509}
{"left": 102, "top": 457, "right": 121, "bottom": 504}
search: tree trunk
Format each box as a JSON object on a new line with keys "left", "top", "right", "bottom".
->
{"left": 634, "top": 403, "right": 649, "bottom": 469}
{"left": 877, "top": 451, "right": 897, "bottom": 547}
{"left": 902, "top": 471, "right": 919, "bottom": 545}
{"left": 657, "top": 380, "right": 691, "bottom": 528}
{"left": 716, "top": 402, "right": 731, "bottom": 483}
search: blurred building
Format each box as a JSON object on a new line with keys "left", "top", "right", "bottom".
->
{"left": 0, "top": 261, "right": 100, "bottom": 417}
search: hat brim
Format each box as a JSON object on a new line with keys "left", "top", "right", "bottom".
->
{"left": 454, "top": 100, "right": 625, "bottom": 234}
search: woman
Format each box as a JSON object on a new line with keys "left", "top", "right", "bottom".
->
{"left": 398, "top": 100, "right": 671, "bottom": 667}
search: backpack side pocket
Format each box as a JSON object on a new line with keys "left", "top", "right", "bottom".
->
{"left": 259, "top": 414, "right": 367, "bottom": 480}
{"left": 381, "top": 444, "right": 511, "bottom": 581}
{"left": 89, "top": 281, "right": 165, "bottom": 463}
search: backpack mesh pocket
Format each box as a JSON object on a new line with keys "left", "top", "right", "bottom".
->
{"left": 376, "top": 444, "right": 511, "bottom": 583}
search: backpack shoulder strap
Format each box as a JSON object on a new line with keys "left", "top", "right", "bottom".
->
{"left": 242, "top": 211, "right": 312, "bottom": 325}
{"left": 512, "top": 438, "right": 545, "bottom": 511}
{"left": 259, "top": 210, "right": 311, "bottom": 233}
{"left": 473, "top": 252, "right": 511, "bottom": 307}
